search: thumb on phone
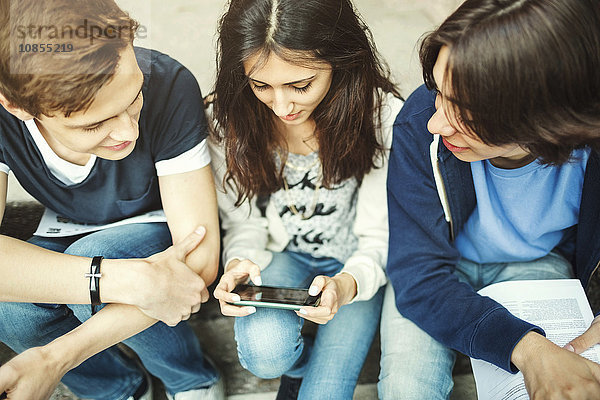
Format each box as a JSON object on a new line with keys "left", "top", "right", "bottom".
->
{"left": 230, "top": 259, "right": 262, "bottom": 286}
{"left": 308, "top": 276, "right": 326, "bottom": 297}
{"left": 565, "top": 315, "right": 600, "bottom": 354}
{"left": 173, "top": 226, "right": 207, "bottom": 261}
{"left": 248, "top": 264, "right": 262, "bottom": 286}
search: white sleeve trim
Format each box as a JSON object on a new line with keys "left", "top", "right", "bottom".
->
{"left": 155, "top": 140, "right": 211, "bottom": 176}
{"left": 341, "top": 93, "right": 404, "bottom": 303}
{"left": 0, "top": 163, "right": 10, "bottom": 174}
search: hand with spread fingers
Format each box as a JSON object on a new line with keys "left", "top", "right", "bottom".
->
{"left": 213, "top": 259, "right": 262, "bottom": 317}
{"left": 513, "top": 331, "right": 600, "bottom": 399}
{"left": 295, "top": 273, "right": 357, "bottom": 325}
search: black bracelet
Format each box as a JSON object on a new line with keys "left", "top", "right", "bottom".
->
{"left": 85, "top": 256, "right": 103, "bottom": 315}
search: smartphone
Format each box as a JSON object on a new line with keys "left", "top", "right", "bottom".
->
{"left": 229, "top": 284, "right": 321, "bottom": 311}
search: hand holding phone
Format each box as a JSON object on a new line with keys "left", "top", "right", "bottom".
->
{"left": 213, "top": 259, "right": 265, "bottom": 317}
{"left": 229, "top": 284, "right": 321, "bottom": 311}
{"left": 293, "top": 274, "right": 358, "bottom": 325}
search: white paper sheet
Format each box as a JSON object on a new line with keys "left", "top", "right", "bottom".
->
{"left": 34, "top": 208, "right": 167, "bottom": 237}
{"left": 470, "top": 279, "right": 600, "bottom": 400}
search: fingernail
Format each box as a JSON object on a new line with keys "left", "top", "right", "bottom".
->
{"left": 564, "top": 344, "right": 575, "bottom": 352}
{"left": 245, "top": 306, "right": 256, "bottom": 314}
{"left": 195, "top": 226, "right": 206, "bottom": 235}
{"left": 308, "top": 285, "right": 319, "bottom": 296}
{"left": 299, "top": 308, "right": 307, "bottom": 315}
{"left": 231, "top": 294, "right": 241, "bottom": 302}
{"left": 253, "top": 276, "right": 262, "bottom": 286}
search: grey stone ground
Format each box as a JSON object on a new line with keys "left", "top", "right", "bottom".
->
{"left": 0, "top": 1, "right": 488, "bottom": 399}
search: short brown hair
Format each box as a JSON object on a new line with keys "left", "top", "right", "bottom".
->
{"left": 0, "top": 0, "right": 138, "bottom": 117}
{"left": 420, "top": 0, "right": 600, "bottom": 164}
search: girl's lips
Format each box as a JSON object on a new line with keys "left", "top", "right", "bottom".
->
{"left": 105, "top": 141, "right": 132, "bottom": 151}
{"left": 442, "top": 138, "right": 469, "bottom": 153}
{"left": 280, "top": 112, "right": 300, "bottom": 121}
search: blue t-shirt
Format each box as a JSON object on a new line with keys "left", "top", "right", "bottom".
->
{"left": 0, "top": 48, "right": 206, "bottom": 224}
{"left": 455, "top": 148, "right": 590, "bottom": 263}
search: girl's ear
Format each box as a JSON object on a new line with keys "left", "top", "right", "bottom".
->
{"left": 0, "top": 92, "right": 35, "bottom": 121}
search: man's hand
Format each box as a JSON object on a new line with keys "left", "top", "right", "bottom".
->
{"left": 295, "top": 273, "right": 357, "bottom": 325}
{"left": 120, "top": 226, "right": 210, "bottom": 326}
{"left": 0, "top": 347, "right": 65, "bottom": 400}
{"left": 565, "top": 315, "right": 600, "bottom": 354}
{"left": 512, "top": 331, "right": 600, "bottom": 399}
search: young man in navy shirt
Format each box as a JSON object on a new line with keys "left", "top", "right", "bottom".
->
{"left": 0, "top": 1, "right": 222, "bottom": 398}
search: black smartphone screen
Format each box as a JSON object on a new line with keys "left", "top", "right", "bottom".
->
{"left": 232, "top": 284, "right": 321, "bottom": 307}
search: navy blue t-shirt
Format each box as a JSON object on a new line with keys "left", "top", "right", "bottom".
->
{"left": 0, "top": 48, "right": 206, "bottom": 224}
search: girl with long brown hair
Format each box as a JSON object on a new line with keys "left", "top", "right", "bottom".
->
{"left": 208, "top": 0, "right": 402, "bottom": 398}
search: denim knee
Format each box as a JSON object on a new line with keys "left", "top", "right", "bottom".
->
{"left": 64, "top": 233, "right": 132, "bottom": 258}
{"left": 63, "top": 223, "right": 171, "bottom": 259}
{"left": 378, "top": 283, "right": 454, "bottom": 400}
{"left": 0, "top": 302, "right": 74, "bottom": 352}
{"left": 234, "top": 309, "right": 303, "bottom": 379}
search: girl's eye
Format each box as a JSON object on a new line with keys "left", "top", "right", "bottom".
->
{"left": 83, "top": 125, "right": 101, "bottom": 133}
{"left": 128, "top": 92, "right": 143, "bottom": 110}
{"left": 293, "top": 82, "right": 312, "bottom": 94}
{"left": 252, "top": 83, "right": 269, "bottom": 92}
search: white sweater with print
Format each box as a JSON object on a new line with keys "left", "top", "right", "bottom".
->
{"left": 208, "top": 92, "right": 403, "bottom": 302}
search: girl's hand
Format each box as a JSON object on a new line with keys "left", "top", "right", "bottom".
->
{"left": 296, "top": 273, "right": 357, "bottom": 324}
{"left": 213, "top": 259, "right": 262, "bottom": 317}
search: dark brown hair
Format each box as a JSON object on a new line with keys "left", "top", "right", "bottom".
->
{"left": 213, "top": 0, "right": 400, "bottom": 205}
{"left": 0, "top": 0, "right": 138, "bottom": 118}
{"left": 420, "top": 0, "right": 600, "bottom": 164}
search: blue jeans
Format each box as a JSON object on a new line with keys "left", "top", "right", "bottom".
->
{"left": 235, "top": 251, "right": 383, "bottom": 400}
{"left": 0, "top": 223, "right": 218, "bottom": 400}
{"left": 378, "top": 252, "right": 574, "bottom": 400}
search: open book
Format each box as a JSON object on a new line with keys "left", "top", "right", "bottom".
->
{"left": 34, "top": 208, "right": 167, "bottom": 237}
{"left": 470, "top": 279, "right": 600, "bottom": 400}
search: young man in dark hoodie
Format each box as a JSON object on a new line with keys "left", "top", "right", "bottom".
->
{"left": 382, "top": 0, "right": 600, "bottom": 398}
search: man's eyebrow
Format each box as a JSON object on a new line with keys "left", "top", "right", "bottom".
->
{"left": 67, "top": 83, "right": 143, "bottom": 129}
{"left": 249, "top": 75, "right": 316, "bottom": 86}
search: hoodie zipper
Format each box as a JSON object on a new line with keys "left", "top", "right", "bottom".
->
{"left": 430, "top": 134, "right": 455, "bottom": 240}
